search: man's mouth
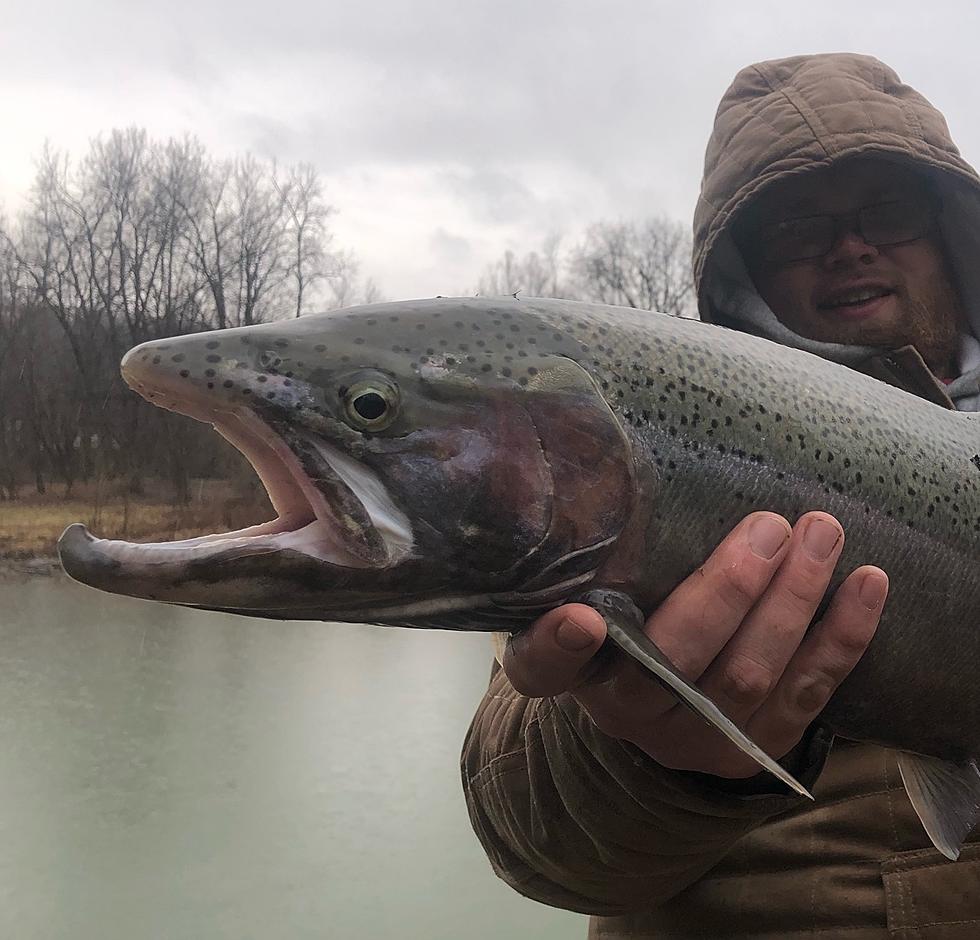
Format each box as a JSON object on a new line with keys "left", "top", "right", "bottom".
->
{"left": 817, "top": 285, "right": 895, "bottom": 319}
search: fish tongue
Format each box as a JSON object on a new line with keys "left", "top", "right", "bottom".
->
{"left": 897, "top": 753, "right": 980, "bottom": 860}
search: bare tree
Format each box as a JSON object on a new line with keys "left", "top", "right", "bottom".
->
{"left": 228, "top": 156, "right": 290, "bottom": 326}
{"left": 569, "top": 216, "right": 695, "bottom": 317}
{"left": 1, "top": 128, "right": 379, "bottom": 503}
{"left": 277, "top": 163, "right": 333, "bottom": 318}
{"left": 477, "top": 234, "right": 565, "bottom": 297}
{"left": 325, "top": 249, "right": 385, "bottom": 310}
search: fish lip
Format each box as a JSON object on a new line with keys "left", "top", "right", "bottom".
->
{"left": 816, "top": 280, "right": 896, "bottom": 309}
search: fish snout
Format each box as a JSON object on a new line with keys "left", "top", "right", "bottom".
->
{"left": 121, "top": 333, "right": 258, "bottom": 417}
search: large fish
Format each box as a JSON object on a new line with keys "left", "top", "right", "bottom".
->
{"left": 58, "top": 297, "right": 980, "bottom": 859}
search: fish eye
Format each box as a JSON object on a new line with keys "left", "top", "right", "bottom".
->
{"left": 342, "top": 379, "right": 399, "bottom": 431}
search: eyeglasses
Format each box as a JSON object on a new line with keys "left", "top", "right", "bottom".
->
{"left": 748, "top": 196, "right": 942, "bottom": 265}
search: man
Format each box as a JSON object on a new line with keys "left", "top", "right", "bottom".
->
{"left": 461, "top": 54, "right": 980, "bottom": 938}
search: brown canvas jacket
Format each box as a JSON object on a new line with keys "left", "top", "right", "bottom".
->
{"left": 461, "top": 54, "right": 980, "bottom": 938}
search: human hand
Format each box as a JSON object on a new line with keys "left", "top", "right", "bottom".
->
{"left": 502, "top": 511, "right": 888, "bottom": 780}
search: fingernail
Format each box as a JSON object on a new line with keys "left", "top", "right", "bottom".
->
{"left": 749, "top": 516, "right": 789, "bottom": 559}
{"left": 803, "top": 519, "right": 841, "bottom": 561}
{"left": 859, "top": 571, "right": 887, "bottom": 610}
{"left": 555, "top": 618, "right": 595, "bottom": 652}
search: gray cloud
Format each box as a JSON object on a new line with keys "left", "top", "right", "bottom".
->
{"left": 3, "top": 0, "right": 980, "bottom": 299}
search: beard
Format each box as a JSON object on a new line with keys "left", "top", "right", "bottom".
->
{"left": 844, "top": 271, "right": 964, "bottom": 378}
{"left": 772, "top": 259, "right": 967, "bottom": 378}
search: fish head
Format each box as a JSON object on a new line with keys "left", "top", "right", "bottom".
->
{"left": 58, "top": 298, "right": 638, "bottom": 627}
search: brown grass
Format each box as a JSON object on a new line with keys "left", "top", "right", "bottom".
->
{"left": 0, "top": 478, "right": 273, "bottom": 559}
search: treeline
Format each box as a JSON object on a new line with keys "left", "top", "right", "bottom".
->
{"left": 0, "top": 129, "right": 379, "bottom": 501}
{"left": 476, "top": 219, "right": 695, "bottom": 318}
{"left": 0, "top": 128, "right": 695, "bottom": 504}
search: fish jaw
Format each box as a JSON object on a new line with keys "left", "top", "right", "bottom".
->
{"left": 59, "top": 331, "right": 416, "bottom": 609}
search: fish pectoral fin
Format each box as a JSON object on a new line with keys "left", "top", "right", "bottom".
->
{"left": 578, "top": 588, "right": 812, "bottom": 800}
{"left": 897, "top": 752, "right": 980, "bottom": 860}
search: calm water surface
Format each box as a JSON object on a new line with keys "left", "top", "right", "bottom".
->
{"left": 0, "top": 575, "right": 584, "bottom": 939}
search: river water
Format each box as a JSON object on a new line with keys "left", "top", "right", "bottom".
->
{"left": 0, "top": 575, "right": 584, "bottom": 939}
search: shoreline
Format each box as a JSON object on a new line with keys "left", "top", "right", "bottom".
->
{"left": 0, "top": 556, "right": 63, "bottom": 579}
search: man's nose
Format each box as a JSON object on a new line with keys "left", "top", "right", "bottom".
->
{"left": 821, "top": 226, "right": 879, "bottom": 267}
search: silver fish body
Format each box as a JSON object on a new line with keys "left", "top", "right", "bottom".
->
{"left": 58, "top": 297, "right": 980, "bottom": 855}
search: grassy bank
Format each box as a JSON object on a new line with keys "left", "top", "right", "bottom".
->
{"left": 0, "top": 478, "right": 272, "bottom": 561}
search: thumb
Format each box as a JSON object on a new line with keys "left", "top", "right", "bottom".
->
{"left": 503, "top": 603, "right": 607, "bottom": 697}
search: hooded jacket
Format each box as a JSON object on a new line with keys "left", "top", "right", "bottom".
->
{"left": 696, "top": 53, "right": 980, "bottom": 410}
{"left": 461, "top": 54, "right": 980, "bottom": 939}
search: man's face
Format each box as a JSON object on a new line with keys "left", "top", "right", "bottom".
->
{"left": 739, "top": 160, "right": 963, "bottom": 375}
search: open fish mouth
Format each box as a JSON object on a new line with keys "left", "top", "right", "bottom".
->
{"left": 59, "top": 367, "right": 414, "bottom": 587}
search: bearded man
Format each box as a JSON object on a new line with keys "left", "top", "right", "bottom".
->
{"left": 462, "top": 54, "right": 980, "bottom": 939}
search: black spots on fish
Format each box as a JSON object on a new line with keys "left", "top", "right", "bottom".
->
{"left": 179, "top": 369, "right": 190, "bottom": 378}
{"left": 206, "top": 354, "right": 221, "bottom": 364}
{"left": 274, "top": 339, "right": 289, "bottom": 348}
{"left": 205, "top": 369, "right": 216, "bottom": 378}
{"left": 481, "top": 364, "right": 492, "bottom": 373}
{"left": 171, "top": 353, "right": 185, "bottom": 363}
{"left": 223, "top": 380, "right": 234, "bottom": 389}
{"left": 152, "top": 355, "right": 161, "bottom": 365}
{"left": 314, "top": 344, "right": 327, "bottom": 352}
{"left": 205, "top": 340, "right": 220, "bottom": 350}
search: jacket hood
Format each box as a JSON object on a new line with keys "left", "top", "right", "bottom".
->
{"left": 695, "top": 53, "right": 980, "bottom": 408}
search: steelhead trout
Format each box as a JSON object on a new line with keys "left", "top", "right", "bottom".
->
{"left": 58, "top": 297, "right": 980, "bottom": 858}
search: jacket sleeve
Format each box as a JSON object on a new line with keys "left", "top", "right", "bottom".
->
{"left": 460, "top": 661, "right": 827, "bottom": 916}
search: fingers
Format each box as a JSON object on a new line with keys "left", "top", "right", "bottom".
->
{"left": 650, "top": 551, "right": 885, "bottom": 779}
{"left": 580, "top": 512, "right": 793, "bottom": 721}
{"left": 502, "top": 509, "right": 887, "bottom": 788}
{"left": 646, "top": 512, "right": 793, "bottom": 677}
{"left": 502, "top": 603, "right": 606, "bottom": 697}
{"left": 745, "top": 565, "right": 887, "bottom": 758}
{"left": 692, "top": 513, "right": 844, "bottom": 724}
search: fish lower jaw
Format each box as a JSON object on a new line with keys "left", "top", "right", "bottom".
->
{"left": 58, "top": 514, "right": 384, "bottom": 578}
{"left": 59, "top": 396, "right": 414, "bottom": 589}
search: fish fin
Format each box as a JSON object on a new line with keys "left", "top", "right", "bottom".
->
{"left": 897, "top": 752, "right": 980, "bottom": 860}
{"left": 578, "top": 588, "right": 812, "bottom": 799}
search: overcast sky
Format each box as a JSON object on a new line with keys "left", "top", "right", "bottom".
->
{"left": 1, "top": 0, "right": 975, "bottom": 300}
